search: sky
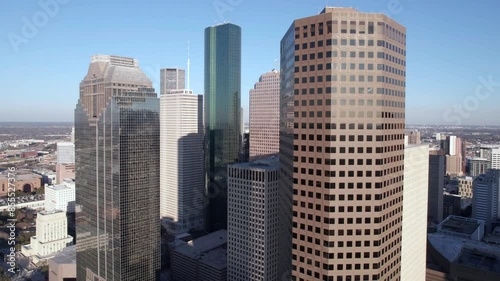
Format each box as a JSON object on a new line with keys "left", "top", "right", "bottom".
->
{"left": 1, "top": 0, "right": 499, "bottom": 125}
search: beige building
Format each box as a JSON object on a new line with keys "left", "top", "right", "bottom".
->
{"left": 249, "top": 70, "right": 280, "bottom": 161}
{"left": 48, "top": 245, "right": 76, "bottom": 281}
{"left": 458, "top": 176, "right": 473, "bottom": 198}
{"left": 280, "top": 7, "right": 406, "bottom": 280}
{"left": 401, "top": 144, "right": 429, "bottom": 281}
{"left": 0, "top": 172, "right": 42, "bottom": 196}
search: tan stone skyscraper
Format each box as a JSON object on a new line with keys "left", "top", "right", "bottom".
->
{"left": 280, "top": 8, "right": 406, "bottom": 281}
{"left": 249, "top": 70, "right": 280, "bottom": 161}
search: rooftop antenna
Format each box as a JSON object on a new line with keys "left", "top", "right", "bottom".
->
{"left": 187, "top": 40, "right": 190, "bottom": 91}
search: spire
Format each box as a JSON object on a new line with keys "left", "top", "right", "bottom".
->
{"left": 187, "top": 40, "right": 190, "bottom": 91}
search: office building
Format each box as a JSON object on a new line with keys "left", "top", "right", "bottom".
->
{"left": 21, "top": 210, "right": 73, "bottom": 264}
{"left": 401, "top": 144, "right": 428, "bottom": 281}
{"left": 427, "top": 216, "right": 500, "bottom": 281}
{"left": 280, "top": 7, "right": 406, "bottom": 280}
{"left": 480, "top": 145, "right": 500, "bottom": 169}
{"left": 249, "top": 70, "right": 280, "bottom": 161}
{"left": 429, "top": 154, "right": 445, "bottom": 224}
{"left": 458, "top": 176, "right": 473, "bottom": 198}
{"left": 404, "top": 130, "right": 421, "bottom": 145}
{"left": 75, "top": 55, "right": 160, "bottom": 280}
{"left": 204, "top": 23, "right": 242, "bottom": 231}
{"left": 160, "top": 89, "right": 204, "bottom": 233}
{"left": 56, "top": 142, "right": 75, "bottom": 183}
{"left": 466, "top": 157, "right": 491, "bottom": 177}
{"left": 160, "top": 68, "right": 185, "bottom": 95}
{"left": 45, "top": 179, "right": 76, "bottom": 213}
{"left": 171, "top": 230, "right": 227, "bottom": 281}
{"left": 473, "top": 169, "right": 500, "bottom": 233}
{"left": 227, "top": 158, "right": 280, "bottom": 281}
{"left": 49, "top": 245, "right": 76, "bottom": 281}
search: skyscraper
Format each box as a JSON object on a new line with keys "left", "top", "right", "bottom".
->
{"left": 249, "top": 70, "right": 280, "bottom": 161}
{"left": 160, "top": 89, "right": 204, "bottom": 233}
{"left": 204, "top": 23, "right": 242, "bottom": 231}
{"left": 160, "top": 68, "right": 185, "bottom": 95}
{"left": 280, "top": 8, "right": 406, "bottom": 280}
{"left": 227, "top": 158, "right": 280, "bottom": 281}
{"left": 401, "top": 144, "right": 429, "bottom": 281}
{"left": 473, "top": 169, "right": 500, "bottom": 233}
{"left": 428, "top": 154, "right": 445, "bottom": 223}
{"left": 75, "top": 55, "right": 160, "bottom": 281}
{"left": 56, "top": 142, "right": 75, "bottom": 183}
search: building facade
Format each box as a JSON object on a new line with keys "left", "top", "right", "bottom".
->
{"left": 467, "top": 157, "right": 491, "bottom": 177}
{"left": 401, "top": 144, "right": 429, "bottom": 281}
{"left": 280, "top": 7, "right": 406, "bottom": 280}
{"left": 45, "top": 180, "right": 76, "bottom": 213}
{"left": 204, "top": 23, "right": 242, "bottom": 231}
{"left": 171, "top": 230, "right": 227, "bottom": 281}
{"left": 160, "top": 68, "right": 185, "bottom": 95}
{"left": 21, "top": 211, "right": 73, "bottom": 263}
{"left": 75, "top": 55, "right": 160, "bottom": 281}
{"left": 249, "top": 70, "right": 280, "bottom": 161}
{"left": 429, "top": 154, "right": 445, "bottom": 224}
{"left": 160, "top": 89, "right": 204, "bottom": 233}
{"left": 56, "top": 142, "right": 75, "bottom": 183}
{"left": 473, "top": 169, "right": 500, "bottom": 233}
{"left": 227, "top": 158, "right": 280, "bottom": 281}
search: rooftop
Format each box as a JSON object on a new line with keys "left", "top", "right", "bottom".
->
{"left": 230, "top": 157, "right": 279, "bottom": 171}
{"left": 50, "top": 245, "right": 76, "bottom": 265}
{"left": 438, "top": 216, "right": 482, "bottom": 236}
{"left": 174, "top": 230, "right": 227, "bottom": 270}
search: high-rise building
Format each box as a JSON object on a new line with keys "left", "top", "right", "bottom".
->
{"left": 473, "top": 169, "right": 500, "bottom": 233}
{"left": 45, "top": 179, "right": 76, "bottom": 213}
{"left": 280, "top": 7, "right": 406, "bottom": 280}
{"left": 75, "top": 55, "right": 160, "bottom": 281}
{"left": 21, "top": 210, "right": 73, "bottom": 264}
{"left": 404, "top": 130, "right": 421, "bottom": 145}
{"left": 160, "top": 89, "right": 204, "bottom": 233}
{"left": 466, "top": 157, "right": 491, "bottom": 177}
{"left": 458, "top": 176, "right": 473, "bottom": 198}
{"left": 480, "top": 146, "right": 500, "bottom": 169}
{"left": 249, "top": 70, "right": 280, "bottom": 161}
{"left": 56, "top": 142, "right": 75, "bottom": 184}
{"left": 160, "top": 68, "right": 185, "bottom": 95}
{"left": 401, "top": 144, "right": 428, "bottom": 281}
{"left": 227, "top": 158, "right": 280, "bottom": 281}
{"left": 204, "top": 23, "right": 242, "bottom": 231}
{"left": 429, "top": 154, "right": 445, "bottom": 223}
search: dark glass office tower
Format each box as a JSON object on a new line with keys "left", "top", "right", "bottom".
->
{"left": 75, "top": 55, "right": 160, "bottom": 281}
{"left": 204, "top": 23, "right": 242, "bottom": 231}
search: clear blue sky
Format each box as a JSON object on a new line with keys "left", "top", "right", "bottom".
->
{"left": 1, "top": 0, "right": 499, "bottom": 125}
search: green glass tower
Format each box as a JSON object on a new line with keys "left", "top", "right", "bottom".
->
{"left": 204, "top": 23, "right": 242, "bottom": 231}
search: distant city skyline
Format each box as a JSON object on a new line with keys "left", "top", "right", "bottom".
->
{"left": 1, "top": 0, "right": 500, "bottom": 125}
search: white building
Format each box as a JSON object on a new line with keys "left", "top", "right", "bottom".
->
{"left": 21, "top": 210, "right": 73, "bottom": 264}
{"left": 45, "top": 180, "right": 76, "bottom": 213}
{"left": 57, "top": 142, "right": 75, "bottom": 164}
{"left": 227, "top": 158, "right": 280, "bottom": 281}
{"left": 160, "top": 89, "right": 204, "bottom": 233}
{"left": 401, "top": 144, "right": 429, "bottom": 281}
{"left": 473, "top": 169, "right": 500, "bottom": 233}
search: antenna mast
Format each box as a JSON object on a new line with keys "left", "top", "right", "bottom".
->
{"left": 187, "top": 40, "right": 190, "bottom": 90}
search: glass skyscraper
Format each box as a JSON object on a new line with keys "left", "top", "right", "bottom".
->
{"left": 204, "top": 23, "right": 242, "bottom": 231}
{"left": 75, "top": 55, "right": 160, "bottom": 281}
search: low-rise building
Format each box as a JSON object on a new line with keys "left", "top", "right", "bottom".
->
{"left": 171, "top": 230, "right": 227, "bottom": 281}
{"left": 48, "top": 245, "right": 76, "bottom": 281}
